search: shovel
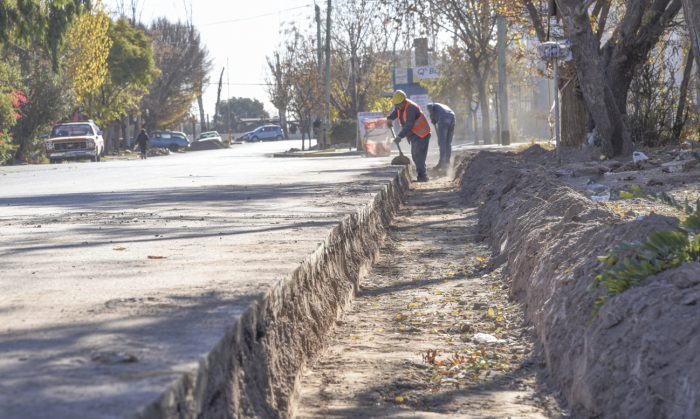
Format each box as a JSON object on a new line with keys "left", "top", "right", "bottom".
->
{"left": 390, "top": 126, "right": 411, "bottom": 166}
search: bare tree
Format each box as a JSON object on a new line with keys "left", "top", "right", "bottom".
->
{"left": 142, "top": 18, "right": 211, "bottom": 130}
{"left": 391, "top": 0, "right": 499, "bottom": 144}
{"left": 266, "top": 50, "right": 291, "bottom": 138}
{"left": 331, "top": 0, "right": 394, "bottom": 119}
{"left": 287, "top": 33, "right": 323, "bottom": 149}
{"left": 682, "top": 0, "right": 700, "bottom": 67}
{"left": 673, "top": 47, "right": 695, "bottom": 139}
{"left": 553, "top": 0, "right": 682, "bottom": 156}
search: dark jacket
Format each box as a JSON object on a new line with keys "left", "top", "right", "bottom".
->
{"left": 428, "top": 103, "right": 455, "bottom": 125}
{"left": 136, "top": 132, "right": 149, "bottom": 148}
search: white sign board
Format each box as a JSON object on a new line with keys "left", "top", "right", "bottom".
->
{"left": 357, "top": 111, "right": 392, "bottom": 156}
{"left": 409, "top": 94, "right": 431, "bottom": 114}
{"left": 357, "top": 112, "right": 385, "bottom": 140}
{"left": 537, "top": 41, "right": 572, "bottom": 61}
{"left": 394, "top": 68, "right": 409, "bottom": 85}
{"left": 413, "top": 66, "right": 440, "bottom": 80}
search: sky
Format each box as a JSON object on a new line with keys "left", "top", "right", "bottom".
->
{"left": 103, "top": 0, "right": 317, "bottom": 119}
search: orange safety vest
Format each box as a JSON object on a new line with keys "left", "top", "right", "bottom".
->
{"left": 399, "top": 99, "right": 431, "bottom": 139}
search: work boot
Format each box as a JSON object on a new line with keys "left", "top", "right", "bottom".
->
{"left": 416, "top": 175, "right": 429, "bottom": 182}
{"left": 432, "top": 162, "right": 444, "bottom": 171}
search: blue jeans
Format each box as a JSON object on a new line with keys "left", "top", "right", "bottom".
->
{"left": 410, "top": 133, "right": 431, "bottom": 180}
{"left": 437, "top": 117, "right": 455, "bottom": 165}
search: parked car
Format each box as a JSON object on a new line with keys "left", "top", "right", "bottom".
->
{"left": 237, "top": 125, "right": 284, "bottom": 142}
{"left": 196, "top": 131, "right": 223, "bottom": 143}
{"left": 45, "top": 121, "right": 105, "bottom": 163}
{"left": 149, "top": 130, "right": 190, "bottom": 152}
{"left": 172, "top": 131, "right": 192, "bottom": 144}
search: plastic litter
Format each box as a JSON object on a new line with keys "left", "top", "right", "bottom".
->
{"left": 587, "top": 182, "right": 611, "bottom": 202}
{"left": 586, "top": 131, "right": 601, "bottom": 146}
{"left": 632, "top": 151, "right": 649, "bottom": 163}
{"left": 472, "top": 333, "right": 505, "bottom": 344}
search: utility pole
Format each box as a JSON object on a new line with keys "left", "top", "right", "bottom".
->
{"left": 496, "top": 15, "right": 510, "bottom": 146}
{"left": 538, "top": 40, "right": 569, "bottom": 164}
{"left": 226, "top": 57, "right": 231, "bottom": 142}
{"left": 323, "top": 0, "right": 332, "bottom": 149}
{"left": 315, "top": 4, "right": 322, "bottom": 76}
{"left": 315, "top": 3, "right": 323, "bottom": 147}
{"left": 553, "top": 60, "right": 561, "bottom": 164}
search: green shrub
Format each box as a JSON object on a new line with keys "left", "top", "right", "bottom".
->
{"left": 329, "top": 119, "right": 357, "bottom": 146}
{"left": 594, "top": 189, "right": 700, "bottom": 313}
{"left": 619, "top": 185, "right": 695, "bottom": 213}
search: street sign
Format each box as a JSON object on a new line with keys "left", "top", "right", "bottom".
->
{"left": 409, "top": 94, "right": 431, "bottom": 114}
{"left": 537, "top": 41, "right": 571, "bottom": 60}
{"left": 394, "top": 68, "right": 409, "bottom": 85}
{"left": 413, "top": 66, "right": 440, "bottom": 80}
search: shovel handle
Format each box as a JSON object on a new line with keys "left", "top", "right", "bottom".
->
{"left": 389, "top": 126, "right": 404, "bottom": 155}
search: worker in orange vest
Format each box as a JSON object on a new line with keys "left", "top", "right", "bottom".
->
{"left": 387, "top": 90, "right": 432, "bottom": 182}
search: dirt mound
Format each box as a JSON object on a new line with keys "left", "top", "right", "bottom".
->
{"left": 459, "top": 150, "right": 700, "bottom": 418}
{"left": 188, "top": 140, "right": 227, "bottom": 151}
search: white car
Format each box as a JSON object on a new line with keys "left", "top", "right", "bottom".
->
{"left": 197, "top": 131, "right": 224, "bottom": 143}
{"left": 45, "top": 121, "right": 105, "bottom": 163}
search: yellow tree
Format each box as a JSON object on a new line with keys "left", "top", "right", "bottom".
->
{"left": 63, "top": 5, "right": 112, "bottom": 107}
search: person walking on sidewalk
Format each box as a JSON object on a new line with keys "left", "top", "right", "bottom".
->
{"left": 136, "top": 128, "right": 149, "bottom": 160}
{"left": 387, "top": 90, "right": 432, "bottom": 182}
{"left": 427, "top": 102, "right": 455, "bottom": 173}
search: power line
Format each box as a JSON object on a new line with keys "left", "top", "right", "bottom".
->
{"left": 198, "top": 4, "right": 314, "bottom": 27}
{"left": 202, "top": 82, "right": 272, "bottom": 86}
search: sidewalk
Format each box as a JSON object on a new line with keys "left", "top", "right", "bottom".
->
{"left": 294, "top": 175, "right": 564, "bottom": 418}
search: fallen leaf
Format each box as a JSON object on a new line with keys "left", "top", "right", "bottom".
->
{"left": 394, "top": 396, "right": 406, "bottom": 404}
{"left": 487, "top": 307, "right": 495, "bottom": 318}
{"left": 394, "top": 313, "right": 408, "bottom": 322}
{"left": 113, "top": 246, "right": 127, "bottom": 251}
{"left": 147, "top": 255, "right": 167, "bottom": 259}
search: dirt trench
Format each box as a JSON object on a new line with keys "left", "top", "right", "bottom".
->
{"left": 294, "top": 175, "right": 563, "bottom": 418}
{"left": 294, "top": 147, "right": 700, "bottom": 419}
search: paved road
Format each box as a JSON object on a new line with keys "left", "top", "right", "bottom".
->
{"left": 0, "top": 140, "right": 409, "bottom": 418}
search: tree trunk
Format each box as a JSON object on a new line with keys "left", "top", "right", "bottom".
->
{"left": 558, "top": 1, "right": 634, "bottom": 157}
{"left": 472, "top": 107, "right": 479, "bottom": 144}
{"left": 197, "top": 94, "right": 206, "bottom": 132}
{"left": 279, "top": 107, "right": 288, "bottom": 138}
{"left": 476, "top": 75, "right": 491, "bottom": 145}
{"left": 465, "top": 106, "right": 474, "bottom": 142}
{"left": 673, "top": 48, "right": 695, "bottom": 139}
{"left": 683, "top": 0, "right": 700, "bottom": 68}
{"left": 350, "top": 47, "right": 358, "bottom": 119}
{"left": 560, "top": 65, "right": 588, "bottom": 147}
{"left": 120, "top": 118, "right": 128, "bottom": 150}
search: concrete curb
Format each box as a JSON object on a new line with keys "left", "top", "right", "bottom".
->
{"left": 136, "top": 166, "right": 411, "bottom": 418}
{"left": 272, "top": 151, "right": 364, "bottom": 158}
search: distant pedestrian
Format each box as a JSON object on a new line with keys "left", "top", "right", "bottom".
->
{"left": 427, "top": 102, "right": 455, "bottom": 172}
{"left": 136, "top": 128, "right": 149, "bottom": 160}
{"left": 387, "top": 90, "right": 432, "bottom": 182}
